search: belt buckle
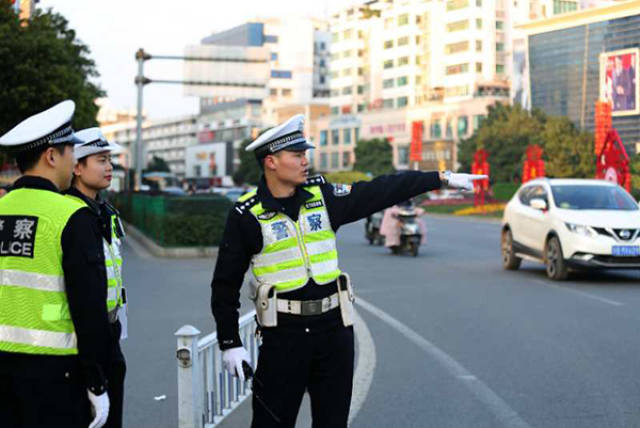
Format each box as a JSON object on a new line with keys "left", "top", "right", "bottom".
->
{"left": 301, "top": 300, "right": 321, "bottom": 316}
{"left": 321, "top": 296, "right": 331, "bottom": 312}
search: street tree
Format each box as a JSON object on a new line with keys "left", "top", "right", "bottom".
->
{"left": 232, "top": 137, "right": 262, "bottom": 185}
{"left": 543, "top": 116, "right": 595, "bottom": 178}
{"left": 353, "top": 138, "right": 395, "bottom": 176}
{"left": 0, "top": 3, "right": 104, "bottom": 133}
{"left": 145, "top": 156, "right": 171, "bottom": 173}
{"left": 458, "top": 103, "right": 546, "bottom": 182}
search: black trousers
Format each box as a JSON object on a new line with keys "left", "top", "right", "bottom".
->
{"left": 0, "top": 371, "right": 91, "bottom": 428}
{"left": 251, "top": 324, "right": 354, "bottom": 428}
{"left": 105, "top": 320, "right": 127, "bottom": 428}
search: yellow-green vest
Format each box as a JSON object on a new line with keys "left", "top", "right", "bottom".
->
{"left": 65, "top": 194, "right": 124, "bottom": 313}
{"left": 0, "top": 188, "right": 84, "bottom": 356}
{"left": 242, "top": 185, "right": 341, "bottom": 292}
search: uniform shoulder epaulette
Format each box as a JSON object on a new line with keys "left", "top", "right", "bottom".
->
{"left": 303, "top": 175, "right": 326, "bottom": 187}
{"left": 234, "top": 191, "right": 259, "bottom": 215}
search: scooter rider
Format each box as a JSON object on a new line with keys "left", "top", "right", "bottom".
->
{"left": 210, "top": 114, "right": 486, "bottom": 427}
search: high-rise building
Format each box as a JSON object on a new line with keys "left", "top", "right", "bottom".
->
{"left": 316, "top": 0, "right": 512, "bottom": 172}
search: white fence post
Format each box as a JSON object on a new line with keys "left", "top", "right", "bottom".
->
{"left": 176, "top": 325, "right": 203, "bottom": 428}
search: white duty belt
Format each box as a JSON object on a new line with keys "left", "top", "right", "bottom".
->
{"left": 276, "top": 293, "right": 340, "bottom": 316}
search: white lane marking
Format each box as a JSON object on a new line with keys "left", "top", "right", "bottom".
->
{"left": 356, "top": 297, "right": 532, "bottom": 428}
{"left": 349, "top": 308, "right": 376, "bottom": 426}
{"left": 533, "top": 280, "right": 623, "bottom": 307}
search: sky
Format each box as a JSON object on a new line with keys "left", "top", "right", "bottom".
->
{"left": 37, "top": 0, "right": 357, "bottom": 120}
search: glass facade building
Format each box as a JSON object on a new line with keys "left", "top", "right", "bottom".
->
{"left": 529, "top": 14, "right": 640, "bottom": 153}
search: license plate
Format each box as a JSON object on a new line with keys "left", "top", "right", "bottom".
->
{"left": 612, "top": 245, "right": 640, "bottom": 257}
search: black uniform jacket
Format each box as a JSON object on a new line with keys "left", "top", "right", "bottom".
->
{"left": 211, "top": 171, "right": 442, "bottom": 350}
{"left": 0, "top": 176, "right": 111, "bottom": 393}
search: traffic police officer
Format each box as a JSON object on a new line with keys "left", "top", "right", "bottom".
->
{"left": 210, "top": 114, "right": 485, "bottom": 427}
{"left": 65, "top": 127, "right": 127, "bottom": 428}
{"left": 0, "top": 101, "right": 111, "bottom": 428}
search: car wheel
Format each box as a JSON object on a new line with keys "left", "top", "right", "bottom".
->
{"left": 501, "top": 229, "right": 521, "bottom": 270}
{"left": 545, "top": 236, "right": 569, "bottom": 280}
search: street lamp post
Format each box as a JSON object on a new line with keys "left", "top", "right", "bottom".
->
{"left": 134, "top": 48, "right": 151, "bottom": 191}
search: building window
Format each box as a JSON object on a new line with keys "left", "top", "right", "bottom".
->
{"left": 476, "top": 18, "right": 482, "bottom": 29}
{"left": 416, "top": 35, "right": 421, "bottom": 45}
{"left": 320, "top": 75, "right": 326, "bottom": 84}
{"left": 553, "top": 0, "right": 578, "bottom": 14}
{"left": 397, "top": 96, "right": 408, "bottom": 107}
{"left": 430, "top": 120, "right": 441, "bottom": 138}
{"left": 331, "top": 106, "right": 339, "bottom": 115}
{"left": 398, "top": 14, "right": 409, "bottom": 25}
{"left": 445, "top": 63, "right": 469, "bottom": 75}
{"left": 397, "top": 76, "right": 408, "bottom": 86}
{"left": 357, "top": 104, "right": 365, "bottom": 112}
{"left": 342, "top": 86, "right": 352, "bottom": 95}
{"left": 343, "top": 129, "right": 352, "bottom": 145}
{"left": 355, "top": 127, "right": 360, "bottom": 142}
{"left": 496, "top": 20, "right": 504, "bottom": 30}
{"left": 357, "top": 85, "right": 365, "bottom": 94}
{"left": 270, "top": 88, "right": 277, "bottom": 96}
{"left": 271, "top": 52, "right": 278, "bottom": 61}
{"left": 331, "top": 129, "right": 340, "bottom": 145}
{"left": 476, "top": 40, "right": 482, "bottom": 51}
{"left": 416, "top": 15, "right": 422, "bottom": 24}
{"left": 383, "top": 78, "right": 394, "bottom": 89}
{"left": 447, "top": 20, "right": 469, "bottom": 32}
{"left": 415, "top": 56, "right": 422, "bottom": 65}
{"left": 358, "top": 67, "right": 364, "bottom": 76}
{"left": 398, "top": 56, "right": 409, "bottom": 66}
{"left": 473, "top": 115, "right": 485, "bottom": 130}
{"left": 445, "top": 41, "right": 469, "bottom": 54}
{"left": 445, "top": 85, "right": 470, "bottom": 97}
{"left": 476, "top": 0, "right": 482, "bottom": 6}
{"left": 331, "top": 32, "right": 339, "bottom": 43}
{"left": 330, "top": 89, "right": 340, "bottom": 97}
{"left": 271, "top": 70, "right": 292, "bottom": 79}
{"left": 476, "top": 62, "right": 483, "bottom": 72}
{"left": 457, "top": 116, "right": 469, "bottom": 136}
{"left": 343, "top": 29, "right": 353, "bottom": 39}
{"left": 447, "top": 0, "right": 469, "bottom": 11}
{"left": 320, "top": 153, "right": 328, "bottom": 169}
{"left": 398, "top": 36, "right": 409, "bottom": 46}
{"left": 398, "top": 146, "right": 409, "bottom": 165}
{"left": 264, "top": 35, "right": 278, "bottom": 43}
{"left": 320, "top": 42, "right": 326, "bottom": 50}
{"left": 496, "top": 64, "right": 505, "bottom": 74}
{"left": 343, "top": 151, "right": 351, "bottom": 167}
{"left": 282, "top": 89, "right": 292, "bottom": 97}
{"left": 496, "top": 43, "right": 505, "bottom": 52}
{"left": 320, "top": 130, "right": 328, "bottom": 146}
{"left": 384, "top": 40, "right": 394, "bottom": 49}
{"left": 357, "top": 49, "right": 364, "bottom": 57}
{"left": 416, "top": 75, "right": 422, "bottom": 84}
{"left": 383, "top": 99, "right": 394, "bottom": 109}
{"left": 383, "top": 59, "right": 394, "bottom": 69}
{"left": 331, "top": 152, "right": 339, "bottom": 169}
{"left": 341, "top": 69, "right": 352, "bottom": 76}
{"left": 384, "top": 17, "right": 394, "bottom": 29}
{"left": 446, "top": 119, "right": 453, "bottom": 138}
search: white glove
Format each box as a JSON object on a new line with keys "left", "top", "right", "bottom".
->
{"left": 444, "top": 172, "right": 488, "bottom": 191}
{"left": 222, "top": 346, "right": 251, "bottom": 382}
{"left": 87, "top": 390, "right": 110, "bottom": 428}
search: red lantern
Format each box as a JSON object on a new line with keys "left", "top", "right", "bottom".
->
{"left": 595, "top": 129, "right": 631, "bottom": 192}
{"left": 409, "top": 121, "right": 423, "bottom": 163}
{"left": 522, "top": 144, "right": 545, "bottom": 183}
{"left": 471, "top": 149, "right": 490, "bottom": 206}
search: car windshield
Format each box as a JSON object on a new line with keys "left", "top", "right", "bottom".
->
{"left": 551, "top": 185, "right": 639, "bottom": 211}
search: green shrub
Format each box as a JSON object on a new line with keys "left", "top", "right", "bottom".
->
{"left": 109, "top": 192, "right": 232, "bottom": 247}
{"left": 324, "top": 171, "right": 372, "bottom": 184}
{"left": 492, "top": 182, "right": 520, "bottom": 201}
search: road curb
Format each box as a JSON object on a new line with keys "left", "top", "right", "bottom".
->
{"left": 123, "top": 221, "right": 218, "bottom": 259}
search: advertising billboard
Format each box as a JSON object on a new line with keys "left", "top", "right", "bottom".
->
{"left": 599, "top": 48, "right": 640, "bottom": 117}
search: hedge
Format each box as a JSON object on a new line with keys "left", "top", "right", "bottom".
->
{"left": 110, "top": 192, "right": 233, "bottom": 247}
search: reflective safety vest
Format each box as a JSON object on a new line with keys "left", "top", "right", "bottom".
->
{"left": 0, "top": 188, "right": 84, "bottom": 355}
{"left": 65, "top": 195, "right": 124, "bottom": 314}
{"left": 241, "top": 185, "right": 341, "bottom": 292}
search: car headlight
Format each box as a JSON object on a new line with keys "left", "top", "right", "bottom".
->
{"left": 565, "top": 222, "right": 595, "bottom": 237}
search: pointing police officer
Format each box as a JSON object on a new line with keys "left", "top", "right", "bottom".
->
{"left": 0, "top": 101, "right": 112, "bottom": 428}
{"left": 210, "top": 114, "right": 486, "bottom": 427}
{"left": 65, "top": 127, "right": 128, "bottom": 428}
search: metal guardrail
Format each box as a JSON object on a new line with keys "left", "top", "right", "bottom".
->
{"left": 175, "top": 310, "right": 259, "bottom": 428}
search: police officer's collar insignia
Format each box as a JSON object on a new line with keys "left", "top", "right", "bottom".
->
{"left": 0, "top": 215, "right": 38, "bottom": 258}
{"left": 303, "top": 175, "right": 326, "bottom": 187}
{"left": 305, "top": 200, "right": 323, "bottom": 209}
{"left": 332, "top": 183, "right": 352, "bottom": 197}
{"left": 258, "top": 211, "right": 277, "bottom": 220}
{"left": 234, "top": 195, "right": 258, "bottom": 215}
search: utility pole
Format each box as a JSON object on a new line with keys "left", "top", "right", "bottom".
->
{"left": 134, "top": 48, "right": 151, "bottom": 191}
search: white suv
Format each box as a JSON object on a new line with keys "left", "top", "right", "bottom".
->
{"left": 501, "top": 178, "right": 640, "bottom": 280}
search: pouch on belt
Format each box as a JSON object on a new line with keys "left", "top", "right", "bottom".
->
{"left": 254, "top": 283, "right": 277, "bottom": 327}
{"left": 337, "top": 273, "right": 355, "bottom": 327}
